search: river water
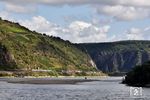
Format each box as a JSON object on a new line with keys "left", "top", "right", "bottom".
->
{"left": 0, "top": 77, "right": 149, "bottom": 100}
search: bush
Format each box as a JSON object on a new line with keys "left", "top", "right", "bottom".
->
{"left": 123, "top": 61, "right": 150, "bottom": 87}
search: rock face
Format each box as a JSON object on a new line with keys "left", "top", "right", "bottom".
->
{"left": 78, "top": 41, "right": 150, "bottom": 73}
{"left": 0, "top": 43, "right": 17, "bottom": 70}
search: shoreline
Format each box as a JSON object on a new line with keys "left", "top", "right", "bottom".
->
{"left": 0, "top": 76, "right": 125, "bottom": 85}
{"left": 0, "top": 76, "right": 108, "bottom": 84}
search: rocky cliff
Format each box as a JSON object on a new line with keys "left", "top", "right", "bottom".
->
{"left": 78, "top": 41, "right": 150, "bottom": 73}
{"left": 0, "top": 43, "right": 17, "bottom": 70}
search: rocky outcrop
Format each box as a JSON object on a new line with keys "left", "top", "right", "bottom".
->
{"left": 0, "top": 43, "right": 17, "bottom": 70}
{"left": 93, "top": 50, "right": 150, "bottom": 72}
{"left": 78, "top": 41, "right": 150, "bottom": 73}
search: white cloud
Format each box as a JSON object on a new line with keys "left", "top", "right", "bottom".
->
{"left": 144, "top": 27, "right": 150, "bottom": 31}
{"left": 0, "top": 1, "right": 149, "bottom": 43}
{"left": 18, "top": 16, "right": 150, "bottom": 43}
{"left": 19, "top": 16, "right": 111, "bottom": 43}
{"left": 67, "top": 21, "right": 110, "bottom": 42}
{"left": 92, "top": 17, "right": 113, "bottom": 26}
{"left": 120, "top": 0, "right": 150, "bottom": 7}
{"left": 1, "top": 0, "right": 150, "bottom": 7}
{"left": 1, "top": 0, "right": 150, "bottom": 21}
{"left": 1, "top": 15, "right": 148, "bottom": 43}
{"left": 0, "top": 11, "right": 9, "bottom": 20}
{"left": 3, "top": 0, "right": 150, "bottom": 21}
{"left": 95, "top": 5, "right": 150, "bottom": 21}
{"left": 116, "top": 27, "right": 150, "bottom": 40}
{"left": 127, "top": 28, "right": 142, "bottom": 34}
{"left": 131, "top": 27, "right": 150, "bottom": 39}
{"left": 5, "top": 3, "right": 37, "bottom": 13}
{"left": 0, "top": 11, "right": 16, "bottom": 21}
{"left": 20, "top": 16, "right": 62, "bottom": 35}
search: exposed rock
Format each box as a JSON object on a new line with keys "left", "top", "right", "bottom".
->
{"left": 78, "top": 41, "right": 150, "bottom": 73}
{"left": 0, "top": 43, "right": 17, "bottom": 70}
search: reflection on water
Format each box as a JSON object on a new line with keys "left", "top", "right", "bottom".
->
{"left": 0, "top": 77, "right": 149, "bottom": 100}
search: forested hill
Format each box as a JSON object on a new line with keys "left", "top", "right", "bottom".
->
{"left": 0, "top": 18, "right": 97, "bottom": 76}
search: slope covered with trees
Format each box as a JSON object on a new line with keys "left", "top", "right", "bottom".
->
{"left": 0, "top": 18, "right": 98, "bottom": 76}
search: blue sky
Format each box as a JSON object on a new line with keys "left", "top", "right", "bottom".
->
{"left": 0, "top": 0, "right": 149, "bottom": 43}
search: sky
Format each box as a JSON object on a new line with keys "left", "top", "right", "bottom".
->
{"left": 0, "top": 0, "right": 150, "bottom": 43}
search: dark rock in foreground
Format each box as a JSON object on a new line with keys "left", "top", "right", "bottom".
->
{"left": 122, "top": 61, "right": 150, "bottom": 87}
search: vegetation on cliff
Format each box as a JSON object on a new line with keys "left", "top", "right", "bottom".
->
{"left": 0, "top": 18, "right": 100, "bottom": 76}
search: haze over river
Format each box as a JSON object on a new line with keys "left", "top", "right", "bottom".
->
{"left": 0, "top": 77, "right": 149, "bottom": 100}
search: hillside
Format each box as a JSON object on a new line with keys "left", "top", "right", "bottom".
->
{"left": 1, "top": 18, "right": 149, "bottom": 76}
{"left": 0, "top": 18, "right": 97, "bottom": 76}
{"left": 77, "top": 41, "right": 150, "bottom": 73}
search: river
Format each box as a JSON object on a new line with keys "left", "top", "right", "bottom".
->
{"left": 0, "top": 77, "right": 149, "bottom": 100}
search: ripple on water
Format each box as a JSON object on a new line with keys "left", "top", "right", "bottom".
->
{"left": 0, "top": 77, "right": 149, "bottom": 100}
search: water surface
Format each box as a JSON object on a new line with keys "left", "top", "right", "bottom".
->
{"left": 0, "top": 77, "right": 149, "bottom": 100}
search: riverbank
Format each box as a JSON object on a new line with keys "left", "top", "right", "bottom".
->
{"left": 0, "top": 77, "right": 107, "bottom": 84}
{"left": 0, "top": 70, "right": 107, "bottom": 77}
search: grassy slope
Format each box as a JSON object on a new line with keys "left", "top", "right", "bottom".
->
{"left": 0, "top": 18, "right": 97, "bottom": 76}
